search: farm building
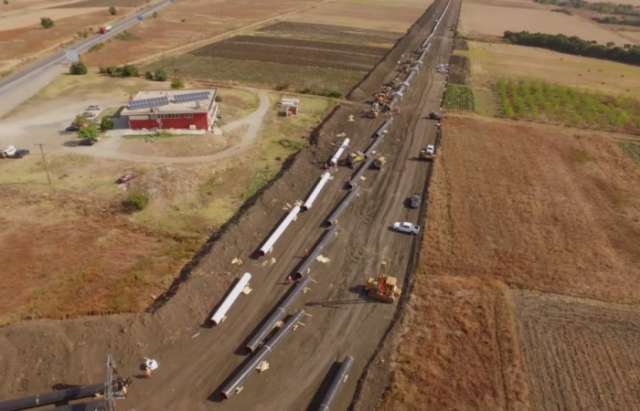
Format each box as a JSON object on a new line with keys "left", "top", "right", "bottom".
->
{"left": 121, "top": 89, "right": 218, "bottom": 131}
{"left": 279, "top": 97, "right": 300, "bottom": 116}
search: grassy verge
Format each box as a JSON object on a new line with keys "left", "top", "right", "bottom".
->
{"left": 444, "top": 83, "right": 475, "bottom": 111}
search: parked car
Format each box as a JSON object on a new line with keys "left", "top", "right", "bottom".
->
{"left": 78, "top": 138, "right": 97, "bottom": 146}
{"left": 406, "top": 194, "right": 421, "bottom": 209}
{"left": 428, "top": 111, "right": 442, "bottom": 121}
{"left": 66, "top": 124, "right": 80, "bottom": 132}
{"left": 86, "top": 105, "right": 101, "bottom": 111}
{"left": 392, "top": 221, "right": 420, "bottom": 235}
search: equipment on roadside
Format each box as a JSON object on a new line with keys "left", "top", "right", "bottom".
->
{"left": 371, "top": 155, "right": 386, "bottom": 170}
{"left": 365, "top": 273, "right": 401, "bottom": 303}
{"left": 345, "top": 151, "right": 365, "bottom": 168}
{"left": 1, "top": 145, "right": 29, "bottom": 159}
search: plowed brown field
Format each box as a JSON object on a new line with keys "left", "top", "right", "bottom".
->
{"left": 379, "top": 276, "right": 529, "bottom": 411}
{"left": 425, "top": 115, "right": 640, "bottom": 304}
{"left": 380, "top": 114, "right": 640, "bottom": 411}
{"left": 514, "top": 290, "right": 640, "bottom": 410}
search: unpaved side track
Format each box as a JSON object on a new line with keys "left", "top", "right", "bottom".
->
{"left": 0, "top": 1, "right": 459, "bottom": 409}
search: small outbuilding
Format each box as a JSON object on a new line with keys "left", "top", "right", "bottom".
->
{"left": 121, "top": 89, "right": 218, "bottom": 131}
{"left": 279, "top": 97, "right": 300, "bottom": 117}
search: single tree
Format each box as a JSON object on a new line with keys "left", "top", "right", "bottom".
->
{"left": 40, "top": 17, "right": 54, "bottom": 29}
{"left": 108, "top": 5, "right": 117, "bottom": 15}
{"left": 122, "top": 64, "right": 139, "bottom": 77}
{"left": 100, "top": 116, "right": 114, "bottom": 131}
{"left": 69, "top": 62, "right": 88, "bottom": 75}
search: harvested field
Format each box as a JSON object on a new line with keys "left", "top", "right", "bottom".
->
{"left": 148, "top": 55, "right": 363, "bottom": 95}
{"left": 459, "top": 0, "right": 631, "bottom": 44}
{"left": 191, "top": 35, "right": 386, "bottom": 71}
{"left": 513, "top": 290, "right": 640, "bottom": 410}
{"left": 424, "top": 114, "right": 640, "bottom": 304}
{"left": 464, "top": 41, "right": 640, "bottom": 99}
{"left": 151, "top": 20, "right": 399, "bottom": 95}
{"left": 286, "top": 0, "right": 433, "bottom": 32}
{"left": 56, "top": 0, "right": 148, "bottom": 7}
{"left": 257, "top": 21, "right": 401, "bottom": 47}
{"left": 82, "top": 0, "right": 319, "bottom": 67}
{"left": 379, "top": 275, "right": 529, "bottom": 411}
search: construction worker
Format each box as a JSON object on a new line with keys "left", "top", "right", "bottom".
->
{"left": 142, "top": 358, "right": 159, "bottom": 378}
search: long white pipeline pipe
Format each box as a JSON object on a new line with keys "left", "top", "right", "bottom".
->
{"left": 329, "top": 138, "right": 350, "bottom": 166}
{"left": 302, "top": 172, "right": 331, "bottom": 211}
{"left": 211, "top": 272, "right": 252, "bottom": 325}
{"left": 258, "top": 205, "right": 301, "bottom": 256}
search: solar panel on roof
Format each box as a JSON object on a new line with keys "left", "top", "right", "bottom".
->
{"left": 172, "top": 91, "right": 210, "bottom": 104}
{"left": 128, "top": 96, "right": 170, "bottom": 110}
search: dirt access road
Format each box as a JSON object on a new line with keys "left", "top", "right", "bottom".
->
{"left": 0, "top": 0, "right": 458, "bottom": 409}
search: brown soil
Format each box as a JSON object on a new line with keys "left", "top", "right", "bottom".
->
{"left": 55, "top": 0, "right": 147, "bottom": 7}
{"left": 379, "top": 276, "right": 529, "bottom": 411}
{"left": 425, "top": 114, "right": 640, "bottom": 304}
{"left": 513, "top": 290, "right": 640, "bottom": 410}
{"left": 258, "top": 21, "right": 402, "bottom": 46}
{"left": 0, "top": 0, "right": 456, "bottom": 409}
{"left": 190, "top": 35, "right": 384, "bottom": 72}
{"left": 0, "top": 186, "right": 191, "bottom": 325}
{"left": 82, "top": 0, "right": 319, "bottom": 67}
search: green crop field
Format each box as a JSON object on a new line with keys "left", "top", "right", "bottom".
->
{"left": 444, "top": 83, "right": 475, "bottom": 111}
{"left": 496, "top": 79, "right": 640, "bottom": 132}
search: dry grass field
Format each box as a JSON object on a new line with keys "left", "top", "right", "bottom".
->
{"left": 513, "top": 290, "right": 640, "bottom": 410}
{"left": 379, "top": 276, "right": 530, "bottom": 411}
{"left": 0, "top": 70, "right": 333, "bottom": 325}
{"left": 284, "top": 0, "right": 433, "bottom": 32}
{"left": 464, "top": 41, "right": 640, "bottom": 98}
{"left": 381, "top": 114, "right": 640, "bottom": 410}
{"left": 459, "top": 0, "right": 633, "bottom": 44}
{"left": 425, "top": 115, "right": 640, "bottom": 304}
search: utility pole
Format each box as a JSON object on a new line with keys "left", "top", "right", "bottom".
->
{"left": 35, "top": 143, "right": 53, "bottom": 189}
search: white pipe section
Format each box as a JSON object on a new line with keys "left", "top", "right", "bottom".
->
{"left": 259, "top": 205, "right": 301, "bottom": 256}
{"left": 329, "top": 138, "right": 350, "bottom": 166}
{"left": 211, "top": 272, "right": 252, "bottom": 325}
{"left": 302, "top": 172, "right": 331, "bottom": 211}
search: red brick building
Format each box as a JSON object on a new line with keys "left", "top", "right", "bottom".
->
{"left": 121, "top": 89, "right": 218, "bottom": 131}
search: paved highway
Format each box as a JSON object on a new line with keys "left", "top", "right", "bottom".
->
{"left": 0, "top": 0, "right": 175, "bottom": 116}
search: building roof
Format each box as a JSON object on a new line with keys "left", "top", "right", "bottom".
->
{"left": 121, "top": 89, "right": 217, "bottom": 116}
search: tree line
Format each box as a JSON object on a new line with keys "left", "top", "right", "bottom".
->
{"left": 535, "top": 0, "right": 640, "bottom": 17}
{"left": 503, "top": 31, "right": 640, "bottom": 66}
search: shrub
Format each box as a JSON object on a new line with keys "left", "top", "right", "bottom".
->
{"left": 171, "top": 78, "right": 184, "bottom": 89}
{"left": 122, "top": 64, "right": 138, "bottom": 77}
{"left": 40, "top": 17, "right": 54, "bottom": 29}
{"left": 215, "top": 95, "right": 222, "bottom": 102}
{"left": 274, "top": 83, "right": 289, "bottom": 91}
{"left": 69, "top": 62, "right": 87, "bottom": 75}
{"left": 145, "top": 71, "right": 154, "bottom": 80}
{"left": 100, "top": 116, "right": 114, "bottom": 131}
{"left": 153, "top": 68, "right": 168, "bottom": 81}
{"left": 123, "top": 191, "right": 149, "bottom": 211}
{"left": 78, "top": 123, "right": 99, "bottom": 141}
{"left": 109, "top": 5, "right": 117, "bottom": 15}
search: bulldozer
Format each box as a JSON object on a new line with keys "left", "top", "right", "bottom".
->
{"left": 365, "top": 273, "right": 401, "bottom": 303}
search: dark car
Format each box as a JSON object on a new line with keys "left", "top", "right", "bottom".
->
{"left": 78, "top": 138, "right": 96, "bottom": 146}
{"left": 406, "top": 194, "right": 421, "bottom": 209}
{"left": 65, "top": 124, "right": 80, "bottom": 132}
{"left": 12, "top": 149, "right": 30, "bottom": 158}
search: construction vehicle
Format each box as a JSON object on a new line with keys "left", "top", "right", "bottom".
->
{"left": 370, "top": 155, "right": 386, "bottom": 170}
{"left": 365, "top": 273, "right": 401, "bottom": 303}
{"left": 345, "top": 151, "right": 365, "bottom": 168}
